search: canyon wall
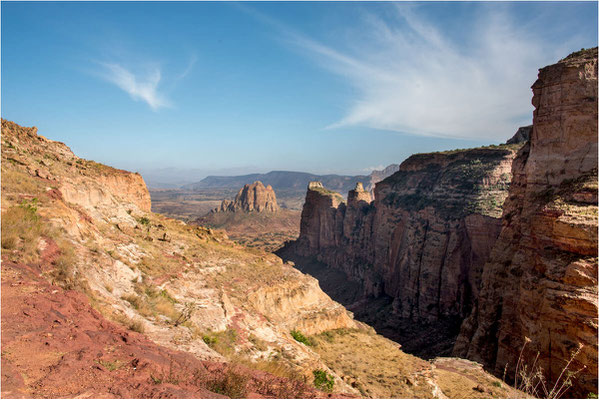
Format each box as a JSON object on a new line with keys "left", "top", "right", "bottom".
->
{"left": 284, "top": 48, "right": 598, "bottom": 396}
{"left": 286, "top": 143, "right": 522, "bottom": 323}
{"left": 454, "top": 48, "right": 598, "bottom": 397}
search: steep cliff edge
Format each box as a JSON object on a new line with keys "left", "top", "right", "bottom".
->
{"left": 283, "top": 143, "right": 521, "bottom": 329}
{"left": 454, "top": 48, "right": 598, "bottom": 397}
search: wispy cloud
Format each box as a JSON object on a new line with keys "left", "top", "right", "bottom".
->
{"left": 250, "top": 4, "right": 571, "bottom": 141}
{"left": 97, "top": 62, "right": 171, "bottom": 111}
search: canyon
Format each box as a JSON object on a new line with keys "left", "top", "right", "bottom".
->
{"left": 280, "top": 47, "right": 598, "bottom": 397}
{"left": 1, "top": 47, "right": 596, "bottom": 399}
{"left": 1, "top": 118, "right": 519, "bottom": 398}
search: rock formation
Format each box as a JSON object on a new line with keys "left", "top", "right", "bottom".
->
{"left": 454, "top": 47, "right": 598, "bottom": 397}
{"left": 217, "top": 181, "right": 279, "bottom": 213}
{"left": 366, "top": 164, "right": 401, "bottom": 193}
{"left": 506, "top": 125, "right": 532, "bottom": 145}
{"left": 286, "top": 144, "right": 520, "bottom": 323}
{"left": 283, "top": 48, "right": 598, "bottom": 397}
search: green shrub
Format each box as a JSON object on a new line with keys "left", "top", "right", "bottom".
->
{"left": 203, "top": 335, "right": 218, "bottom": 345}
{"left": 138, "top": 216, "right": 150, "bottom": 226}
{"left": 290, "top": 330, "right": 313, "bottom": 346}
{"left": 313, "top": 369, "right": 334, "bottom": 392}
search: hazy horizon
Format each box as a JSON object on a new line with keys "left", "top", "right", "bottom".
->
{"left": 2, "top": 1, "right": 597, "bottom": 181}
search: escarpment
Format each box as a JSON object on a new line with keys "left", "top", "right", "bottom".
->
{"left": 282, "top": 143, "right": 521, "bottom": 329}
{"left": 216, "top": 181, "right": 279, "bottom": 213}
{"left": 454, "top": 48, "right": 598, "bottom": 397}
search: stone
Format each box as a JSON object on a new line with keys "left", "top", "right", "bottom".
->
{"left": 285, "top": 144, "right": 520, "bottom": 322}
{"left": 454, "top": 47, "right": 598, "bottom": 398}
{"left": 506, "top": 126, "right": 532, "bottom": 145}
{"left": 215, "top": 181, "right": 279, "bottom": 213}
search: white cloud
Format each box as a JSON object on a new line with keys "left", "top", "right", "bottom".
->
{"left": 263, "top": 4, "right": 568, "bottom": 141}
{"left": 98, "top": 62, "right": 170, "bottom": 110}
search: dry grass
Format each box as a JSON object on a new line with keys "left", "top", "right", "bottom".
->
{"left": 1, "top": 168, "right": 45, "bottom": 197}
{"left": 311, "top": 328, "right": 432, "bottom": 398}
{"left": 121, "top": 283, "right": 182, "bottom": 323}
{"left": 205, "top": 366, "right": 249, "bottom": 398}
{"left": 1, "top": 200, "right": 48, "bottom": 260}
{"left": 433, "top": 358, "right": 520, "bottom": 399}
{"left": 51, "top": 240, "right": 79, "bottom": 289}
{"left": 509, "top": 338, "right": 586, "bottom": 399}
{"left": 201, "top": 329, "right": 238, "bottom": 356}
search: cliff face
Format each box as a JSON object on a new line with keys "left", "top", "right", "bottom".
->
{"left": 454, "top": 48, "right": 598, "bottom": 397}
{"left": 288, "top": 144, "right": 521, "bottom": 324}
{"left": 217, "top": 181, "right": 279, "bottom": 213}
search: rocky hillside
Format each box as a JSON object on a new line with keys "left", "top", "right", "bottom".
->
{"left": 216, "top": 181, "right": 279, "bottom": 213}
{"left": 1, "top": 119, "right": 521, "bottom": 398}
{"left": 454, "top": 47, "right": 598, "bottom": 398}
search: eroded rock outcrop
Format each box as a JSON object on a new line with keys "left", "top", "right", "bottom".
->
{"left": 1, "top": 119, "right": 152, "bottom": 218}
{"left": 285, "top": 144, "right": 521, "bottom": 325}
{"left": 217, "top": 181, "right": 279, "bottom": 213}
{"left": 454, "top": 48, "right": 598, "bottom": 397}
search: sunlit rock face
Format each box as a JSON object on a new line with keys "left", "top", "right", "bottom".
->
{"left": 287, "top": 141, "right": 520, "bottom": 324}
{"left": 454, "top": 48, "right": 598, "bottom": 398}
{"left": 217, "top": 181, "right": 279, "bottom": 213}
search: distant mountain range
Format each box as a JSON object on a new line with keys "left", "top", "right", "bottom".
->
{"left": 182, "top": 166, "right": 400, "bottom": 194}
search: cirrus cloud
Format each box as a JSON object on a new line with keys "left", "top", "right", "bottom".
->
{"left": 97, "top": 62, "right": 170, "bottom": 111}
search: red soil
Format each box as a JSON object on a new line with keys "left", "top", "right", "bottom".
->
{"left": 0, "top": 258, "right": 334, "bottom": 399}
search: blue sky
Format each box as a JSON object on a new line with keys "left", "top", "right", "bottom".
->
{"left": 2, "top": 1, "right": 597, "bottom": 185}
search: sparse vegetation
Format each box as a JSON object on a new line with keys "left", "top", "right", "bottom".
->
{"left": 206, "top": 367, "right": 249, "bottom": 398}
{"left": 52, "top": 241, "right": 79, "bottom": 289}
{"left": 508, "top": 337, "right": 586, "bottom": 399}
{"left": 127, "top": 319, "right": 145, "bottom": 333}
{"left": 290, "top": 329, "right": 313, "bottom": 346}
{"left": 201, "top": 328, "right": 238, "bottom": 356}
{"left": 138, "top": 216, "right": 150, "bottom": 226}
{"left": 1, "top": 199, "right": 47, "bottom": 259}
{"left": 312, "top": 369, "right": 334, "bottom": 392}
{"left": 97, "top": 359, "right": 122, "bottom": 371}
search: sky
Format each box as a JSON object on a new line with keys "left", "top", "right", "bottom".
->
{"left": 2, "top": 1, "right": 597, "bottom": 185}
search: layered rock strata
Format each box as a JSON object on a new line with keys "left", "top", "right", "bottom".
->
{"left": 285, "top": 143, "right": 521, "bottom": 324}
{"left": 217, "top": 181, "right": 279, "bottom": 213}
{"left": 454, "top": 47, "right": 598, "bottom": 397}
